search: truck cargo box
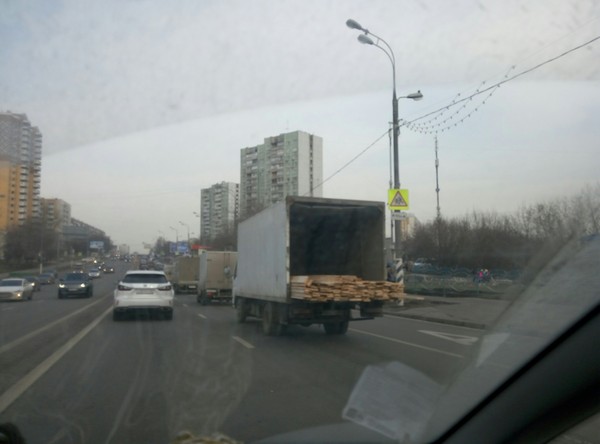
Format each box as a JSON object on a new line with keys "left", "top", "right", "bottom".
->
{"left": 234, "top": 196, "right": 385, "bottom": 302}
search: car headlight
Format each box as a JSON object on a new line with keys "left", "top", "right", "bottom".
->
{"left": 59, "top": 283, "right": 65, "bottom": 288}
{"left": 80, "top": 283, "right": 86, "bottom": 288}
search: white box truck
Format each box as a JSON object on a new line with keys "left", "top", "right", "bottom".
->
{"left": 234, "top": 196, "right": 390, "bottom": 336}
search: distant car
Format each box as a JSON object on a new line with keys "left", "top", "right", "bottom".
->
{"left": 24, "top": 276, "right": 41, "bottom": 292}
{"left": 0, "top": 278, "right": 34, "bottom": 301}
{"left": 102, "top": 264, "right": 115, "bottom": 273}
{"left": 58, "top": 273, "right": 93, "bottom": 298}
{"left": 44, "top": 269, "right": 59, "bottom": 279}
{"left": 88, "top": 268, "right": 102, "bottom": 279}
{"left": 38, "top": 272, "right": 56, "bottom": 284}
{"left": 113, "top": 270, "right": 174, "bottom": 320}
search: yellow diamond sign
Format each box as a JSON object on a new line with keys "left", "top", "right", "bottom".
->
{"left": 388, "top": 189, "right": 409, "bottom": 210}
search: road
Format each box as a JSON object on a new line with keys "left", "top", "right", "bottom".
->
{"left": 0, "top": 262, "right": 484, "bottom": 443}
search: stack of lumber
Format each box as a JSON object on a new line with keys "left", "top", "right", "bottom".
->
{"left": 290, "top": 275, "right": 405, "bottom": 302}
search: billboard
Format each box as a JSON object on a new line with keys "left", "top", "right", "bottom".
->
{"left": 169, "top": 241, "right": 189, "bottom": 254}
{"left": 89, "top": 240, "right": 105, "bottom": 250}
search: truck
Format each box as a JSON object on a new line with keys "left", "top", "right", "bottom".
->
{"left": 234, "top": 196, "right": 395, "bottom": 336}
{"left": 171, "top": 256, "right": 200, "bottom": 294}
{"left": 197, "top": 250, "right": 238, "bottom": 305}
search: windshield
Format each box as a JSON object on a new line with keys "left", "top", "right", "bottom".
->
{"left": 0, "top": 280, "right": 22, "bottom": 287}
{"left": 63, "top": 273, "right": 88, "bottom": 282}
{"left": 0, "top": 1, "right": 598, "bottom": 444}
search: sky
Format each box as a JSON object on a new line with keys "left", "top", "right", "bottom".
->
{"left": 1, "top": 0, "right": 599, "bottom": 252}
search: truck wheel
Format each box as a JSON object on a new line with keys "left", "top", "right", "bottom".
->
{"left": 235, "top": 298, "right": 248, "bottom": 323}
{"left": 324, "top": 321, "right": 349, "bottom": 335}
{"left": 198, "top": 290, "right": 209, "bottom": 305}
{"left": 262, "top": 302, "right": 283, "bottom": 336}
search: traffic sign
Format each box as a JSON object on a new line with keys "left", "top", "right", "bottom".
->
{"left": 388, "top": 189, "right": 409, "bottom": 210}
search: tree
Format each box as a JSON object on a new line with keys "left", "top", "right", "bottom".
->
{"left": 403, "top": 184, "right": 599, "bottom": 271}
{"left": 3, "top": 221, "right": 58, "bottom": 265}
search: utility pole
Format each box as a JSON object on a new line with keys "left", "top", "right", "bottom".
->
{"left": 435, "top": 136, "right": 441, "bottom": 220}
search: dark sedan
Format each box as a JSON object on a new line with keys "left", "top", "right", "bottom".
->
{"left": 58, "top": 273, "right": 94, "bottom": 298}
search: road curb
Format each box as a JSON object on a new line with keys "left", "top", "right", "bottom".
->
{"left": 383, "top": 311, "right": 487, "bottom": 330}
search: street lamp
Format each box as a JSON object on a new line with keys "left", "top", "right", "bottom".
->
{"left": 346, "top": 18, "right": 423, "bottom": 261}
{"left": 169, "top": 226, "right": 179, "bottom": 254}
{"left": 193, "top": 211, "right": 201, "bottom": 245}
{"left": 179, "top": 221, "right": 190, "bottom": 252}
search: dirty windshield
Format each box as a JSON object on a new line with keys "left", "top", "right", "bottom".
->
{"left": 0, "top": 1, "right": 598, "bottom": 444}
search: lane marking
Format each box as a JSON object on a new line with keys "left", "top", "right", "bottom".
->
{"left": 197, "top": 313, "right": 207, "bottom": 320}
{"left": 383, "top": 315, "right": 484, "bottom": 331}
{"left": 1, "top": 307, "right": 16, "bottom": 311}
{"left": 349, "top": 328, "right": 464, "bottom": 358}
{"left": 232, "top": 336, "right": 255, "bottom": 349}
{"left": 419, "top": 330, "right": 478, "bottom": 345}
{"left": 0, "top": 296, "right": 109, "bottom": 355}
{"left": 0, "top": 306, "right": 112, "bottom": 413}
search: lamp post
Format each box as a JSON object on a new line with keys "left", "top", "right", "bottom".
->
{"left": 179, "top": 221, "right": 190, "bottom": 253}
{"left": 193, "top": 211, "right": 201, "bottom": 245}
{"left": 346, "top": 18, "right": 423, "bottom": 260}
{"left": 169, "top": 226, "right": 179, "bottom": 254}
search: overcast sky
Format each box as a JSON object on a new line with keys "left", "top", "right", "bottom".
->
{"left": 2, "top": 0, "right": 599, "bottom": 252}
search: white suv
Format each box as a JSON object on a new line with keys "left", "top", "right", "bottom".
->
{"left": 113, "top": 270, "right": 174, "bottom": 320}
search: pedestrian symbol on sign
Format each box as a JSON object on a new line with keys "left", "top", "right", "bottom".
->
{"left": 388, "top": 189, "right": 409, "bottom": 210}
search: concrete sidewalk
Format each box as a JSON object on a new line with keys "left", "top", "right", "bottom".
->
{"left": 383, "top": 295, "right": 512, "bottom": 330}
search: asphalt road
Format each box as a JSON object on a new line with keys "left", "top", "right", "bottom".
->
{"left": 0, "top": 263, "right": 485, "bottom": 443}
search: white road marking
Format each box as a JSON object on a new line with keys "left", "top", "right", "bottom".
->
{"left": 1, "top": 306, "right": 15, "bottom": 311}
{"left": 419, "top": 330, "right": 479, "bottom": 346}
{"left": 197, "top": 313, "right": 207, "bottom": 319}
{"left": 0, "top": 306, "right": 112, "bottom": 413}
{"left": 0, "top": 296, "right": 109, "bottom": 355}
{"left": 383, "top": 315, "right": 483, "bottom": 331}
{"left": 349, "top": 328, "right": 464, "bottom": 358}
{"left": 232, "top": 336, "right": 255, "bottom": 349}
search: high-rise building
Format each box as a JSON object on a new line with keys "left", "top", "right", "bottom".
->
{"left": 40, "top": 198, "right": 72, "bottom": 230}
{"left": 0, "top": 112, "right": 42, "bottom": 230}
{"left": 200, "top": 181, "right": 239, "bottom": 242}
{"left": 239, "top": 130, "right": 323, "bottom": 218}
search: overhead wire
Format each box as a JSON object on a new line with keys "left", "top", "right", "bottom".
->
{"left": 310, "top": 33, "right": 599, "bottom": 190}
{"left": 404, "top": 34, "right": 600, "bottom": 127}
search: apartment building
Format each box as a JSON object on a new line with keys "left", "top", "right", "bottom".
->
{"left": 40, "top": 198, "right": 72, "bottom": 230}
{"left": 0, "top": 112, "right": 42, "bottom": 230}
{"left": 239, "top": 130, "right": 323, "bottom": 218}
{"left": 200, "top": 181, "right": 239, "bottom": 242}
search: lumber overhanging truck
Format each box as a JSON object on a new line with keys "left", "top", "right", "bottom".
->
{"left": 233, "top": 196, "right": 402, "bottom": 336}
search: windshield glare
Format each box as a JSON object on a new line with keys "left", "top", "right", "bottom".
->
{"left": 0, "top": 1, "right": 598, "bottom": 443}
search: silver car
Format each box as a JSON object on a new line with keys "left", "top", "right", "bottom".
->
{"left": 0, "top": 278, "right": 34, "bottom": 301}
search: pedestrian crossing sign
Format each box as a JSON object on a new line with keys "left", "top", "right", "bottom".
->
{"left": 388, "top": 189, "right": 409, "bottom": 210}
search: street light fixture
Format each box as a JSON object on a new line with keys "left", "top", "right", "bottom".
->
{"left": 193, "top": 211, "right": 201, "bottom": 245}
{"left": 346, "top": 18, "right": 423, "bottom": 264}
{"left": 169, "top": 226, "right": 179, "bottom": 251}
{"left": 179, "top": 221, "right": 190, "bottom": 252}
